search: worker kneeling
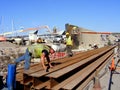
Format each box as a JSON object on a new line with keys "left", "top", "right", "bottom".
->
{"left": 15, "top": 43, "right": 55, "bottom": 72}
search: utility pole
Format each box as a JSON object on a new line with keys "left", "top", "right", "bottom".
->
{"left": 11, "top": 19, "right": 14, "bottom": 37}
{"left": 0, "top": 16, "right": 4, "bottom": 35}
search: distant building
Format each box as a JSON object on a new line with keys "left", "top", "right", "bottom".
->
{"left": 65, "top": 23, "right": 117, "bottom": 51}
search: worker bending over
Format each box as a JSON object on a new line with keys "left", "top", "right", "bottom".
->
{"left": 15, "top": 43, "right": 55, "bottom": 72}
{"left": 65, "top": 32, "right": 73, "bottom": 57}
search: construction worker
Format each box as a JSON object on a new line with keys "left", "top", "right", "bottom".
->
{"left": 65, "top": 32, "right": 73, "bottom": 57}
{"left": 93, "top": 44, "right": 98, "bottom": 49}
{"left": 15, "top": 42, "right": 55, "bottom": 72}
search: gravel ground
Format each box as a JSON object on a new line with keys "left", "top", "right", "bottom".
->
{"left": 0, "top": 42, "right": 27, "bottom": 75}
{"left": 99, "top": 58, "right": 120, "bottom": 90}
{"left": 0, "top": 42, "right": 27, "bottom": 90}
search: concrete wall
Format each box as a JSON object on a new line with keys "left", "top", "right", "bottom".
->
{"left": 65, "top": 24, "right": 116, "bottom": 51}
{"left": 78, "top": 28, "right": 116, "bottom": 51}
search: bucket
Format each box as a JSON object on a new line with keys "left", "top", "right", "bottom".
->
{"left": 7, "top": 64, "right": 16, "bottom": 90}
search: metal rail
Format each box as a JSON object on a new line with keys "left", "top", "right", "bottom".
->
{"left": 16, "top": 46, "right": 115, "bottom": 90}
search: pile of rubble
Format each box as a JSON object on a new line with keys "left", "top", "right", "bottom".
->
{"left": 0, "top": 42, "right": 26, "bottom": 76}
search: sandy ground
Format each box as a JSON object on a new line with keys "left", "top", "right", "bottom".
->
{"left": 0, "top": 42, "right": 27, "bottom": 75}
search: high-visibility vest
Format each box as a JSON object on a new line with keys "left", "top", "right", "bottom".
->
{"left": 28, "top": 44, "right": 50, "bottom": 58}
{"left": 66, "top": 36, "right": 73, "bottom": 45}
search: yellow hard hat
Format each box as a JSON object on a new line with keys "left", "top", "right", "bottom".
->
{"left": 73, "top": 27, "right": 76, "bottom": 30}
{"left": 66, "top": 32, "right": 69, "bottom": 35}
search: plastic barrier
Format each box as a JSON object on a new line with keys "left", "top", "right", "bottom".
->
{"left": 7, "top": 64, "right": 16, "bottom": 90}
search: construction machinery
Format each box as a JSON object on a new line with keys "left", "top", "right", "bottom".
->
{"left": 0, "top": 25, "right": 52, "bottom": 45}
{"left": 0, "top": 25, "right": 51, "bottom": 36}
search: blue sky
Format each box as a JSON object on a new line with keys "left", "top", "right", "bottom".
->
{"left": 0, "top": 0, "right": 120, "bottom": 35}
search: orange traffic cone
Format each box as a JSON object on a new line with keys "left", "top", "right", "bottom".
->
{"left": 110, "top": 57, "right": 115, "bottom": 71}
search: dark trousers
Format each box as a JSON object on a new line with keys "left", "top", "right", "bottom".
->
{"left": 66, "top": 45, "right": 73, "bottom": 57}
{"left": 0, "top": 76, "right": 4, "bottom": 89}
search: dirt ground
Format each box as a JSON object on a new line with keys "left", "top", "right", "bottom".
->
{"left": 0, "top": 42, "right": 27, "bottom": 76}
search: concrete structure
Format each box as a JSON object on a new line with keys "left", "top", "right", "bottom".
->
{"left": 65, "top": 24, "right": 117, "bottom": 51}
